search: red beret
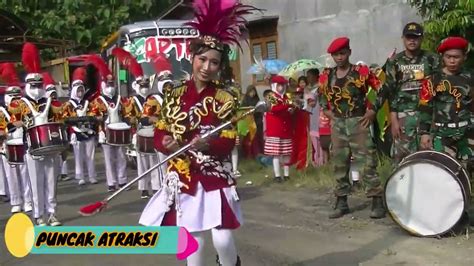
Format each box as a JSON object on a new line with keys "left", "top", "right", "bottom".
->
{"left": 327, "top": 37, "right": 350, "bottom": 53}
{"left": 437, "top": 37, "right": 469, "bottom": 53}
{"left": 271, "top": 75, "right": 288, "bottom": 84}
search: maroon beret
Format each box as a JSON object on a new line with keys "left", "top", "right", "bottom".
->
{"left": 437, "top": 37, "right": 469, "bottom": 53}
{"left": 327, "top": 37, "right": 350, "bottom": 53}
{"left": 271, "top": 75, "right": 288, "bottom": 84}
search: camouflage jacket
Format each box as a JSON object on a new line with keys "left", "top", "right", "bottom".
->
{"left": 418, "top": 70, "right": 474, "bottom": 135}
{"left": 318, "top": 64, "right": 382, "bottom": 116}
{"left": 384, "top": 50, "right": 440, "bottom": 112}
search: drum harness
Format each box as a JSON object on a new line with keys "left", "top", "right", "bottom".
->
{"left": 69, "top": 99, "right": 94, "bottom": 138}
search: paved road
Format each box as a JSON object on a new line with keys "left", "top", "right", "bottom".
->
{"left": 1, "top": 149, "right": 473, "bottom": 265}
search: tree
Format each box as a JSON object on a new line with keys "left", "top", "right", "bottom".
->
{"left": 0, "top": 0, "right": 177, "bottom": 58}
{"left": 409, "top": 0, "right": 474, "bottom": 65}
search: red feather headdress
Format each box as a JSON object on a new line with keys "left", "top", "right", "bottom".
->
{"left": 85, "top": 54, "right": 111, "bottom": 80}
{"left": 150, "top": 53, "right": 173, "bottom": 80}
{"left": 22, "top": 42, "right": 42, "bottom": 74}
{"left": 0, "top": 63, "right": 21, "bottom": 86}
{"left": 185, "top": 0, "right": 261, "bottom": 51}
{"left": 42, "top": 72, "right": 55, "bottom": 89}
{"left": 111, "top": 47, "right": 143, "bottom": 78}
{"left": 72, "top": 67, "right": 87, "bottom": 83}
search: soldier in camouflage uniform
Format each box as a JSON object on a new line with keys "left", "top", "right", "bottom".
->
{"left": 383, "top": 22, "right": 440, "bottom": 163}
{"left": 319, "top": 37, "right": 385, "bottom": 219}
{"left": 418, "top": 37, "right": 474, "bottom": 221}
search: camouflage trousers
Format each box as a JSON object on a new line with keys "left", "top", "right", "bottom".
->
{"left": 330, "top": 117, "right": 383, "bottom": 197}
{"left": 433, "top": 127, "right": 474, "bottom": 195}
{"left": 392, "top": 111, "right": 419, "bottom": 164}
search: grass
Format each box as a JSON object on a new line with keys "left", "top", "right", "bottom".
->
{"left": 237, "top": 155, "right": 395, "bottom": 190}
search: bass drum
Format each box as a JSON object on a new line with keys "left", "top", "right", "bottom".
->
{"left": 385, "top": 150, "right": 471, "bottom": 237}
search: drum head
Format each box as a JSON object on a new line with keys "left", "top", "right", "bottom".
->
{"left": 107, "top": 122, "right": 130, "bottom": 130}
{"left": 137, "top": 128, "right": 154, "bottom": 137}
{"left": 385, "top": 160, "right": 465, "bottom": 236}
{"left": 6, "top": 138, "right": 23, "bottom": 145}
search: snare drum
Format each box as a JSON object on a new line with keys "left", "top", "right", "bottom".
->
{"left": 137, "top": 127, "right": 155, "bottom": 154}
{"left": 106, "top": 123, "right": 131, "bottom": 146}
{"left": 27, "top": 122, "right": 68, "bottom": 156}
{"left": 385, "top": 150, "right": 471, "bottom": 237}
{"left": 6, "top": 138, "right": 25, "bottom": 164}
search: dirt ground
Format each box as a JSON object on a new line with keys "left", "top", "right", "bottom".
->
{"left": 0, "top": 152, "right": 473, "bottom": 265}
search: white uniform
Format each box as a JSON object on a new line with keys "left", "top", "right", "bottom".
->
{"left": 97, "top": 96, "right": 128, "bottom": 188}
{"left": 68, "top": 99, "right": 97, "bottom": 183}
{"left": 19, "top": 97, "right": 60, "bottom": 219}
{"left": 132, "top": 95, "right": 162, "bottom": 192}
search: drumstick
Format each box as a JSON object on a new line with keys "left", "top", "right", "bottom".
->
{"left": 78, "top": 101, "right": 269, "bottom": 216}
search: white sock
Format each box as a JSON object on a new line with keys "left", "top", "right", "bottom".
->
{"left": 273, "top": 157, "right": 281, "bottom": 177}
{"left": 187, "top": 231, "right": 205, "bottom": 266}
{"left": 61, "top": 160, "right": 68, "bottom": 175}
{"left": 212, "top": 228, "right": 237, "bottom": 266}
{"left": 282, "top": 156, "right": 290, "bottom": 176}
{"left": 231, "top": 147, "right": 238, "bottom": 172}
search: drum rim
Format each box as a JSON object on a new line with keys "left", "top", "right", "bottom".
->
{"left": 403, "top": 150, "right": 471, "bottom": 194}
{"left": 27, "top": 122, "right": 64, "bottom": 129}
{"left": 384, "top": 158, "right": 468, "bottom": 237}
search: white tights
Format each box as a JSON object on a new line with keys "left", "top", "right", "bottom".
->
{"left": 231, "top": 147, "right": 238, "bottom": 172}
{"left": 187, "top": 229, "right": 237, "bottom": 266}
{"left": 272, "top": 156, "right": 290, "bottom": 177}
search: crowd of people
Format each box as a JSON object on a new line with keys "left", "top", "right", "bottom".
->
{"left": 0, "top": 0, "right": 473, "bottom": 264}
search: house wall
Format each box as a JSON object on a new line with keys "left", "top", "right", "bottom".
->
{"left": 240, "top": 0, "right": 420, "bottom": 94}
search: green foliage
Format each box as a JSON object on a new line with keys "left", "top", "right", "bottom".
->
{"left": 0, "top": 0, "right": 176, "bottom": 58}
{"left": 409, "top": 0, "right": 474, "bottom": 66}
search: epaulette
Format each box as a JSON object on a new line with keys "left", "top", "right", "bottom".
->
{"left": 8, "top": 99, "right": 23, "bottom": 114}
{"left": 145, "top": 96, "right": 160, "bottom": 106}
{"left": 167, "top": 80, "right": 187, "bottom": 98}
{"left": 215, "top": 89, "right": 235, "bottom": 104}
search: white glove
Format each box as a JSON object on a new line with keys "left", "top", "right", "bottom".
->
{"left": 70, "top": 133, "right": 77, "bottom": 145}
{"left": 98, "top": 131, "right": 106, "bottom": 144}
{"left": 132, "top": 133, "right": 137, "bottom": 148}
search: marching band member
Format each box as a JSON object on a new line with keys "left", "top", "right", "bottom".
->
{"left": 0, "top": 63, "right": 32, "bottom": 213}
{"left": 419, "top": 37, "right": 474, "bottom": 199}
{"left": 139, "top": 1, "right": 259, "bottom": 265}
{"left": 384, "top": 22, "right": 440, "bottom": 163}
{"left": 264, "top": 75, "right": 295, "bottom": 182}
{"left": 63, "top": 67, "right": 98, "bottom": 185}
{"left": 113, "top": 47, "right": 161, "bottom": 199}
{"left": 87, "top": 55, "right": 129, "bottom": 192}
{"left": 319, "top": 37, "right": 385, "bottom": 219}
{"left": 8, "top": 43, "right": 64, "bottom": 226}
{"left": 44, "top": 73, "right": 70, "bottom": 181}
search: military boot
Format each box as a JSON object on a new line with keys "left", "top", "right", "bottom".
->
{"left": 370, "top": 196, "right": 386, "bottom": 219}
{"left": 329, "top": 196, "right": 350, "bottom": 219}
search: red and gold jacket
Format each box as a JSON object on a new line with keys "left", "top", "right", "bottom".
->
{"left": 123, "top": 94, "right": 161, "bottom": 132}
{"left": 154, "top": 79, "right": 238, "bottom": 195}
{"left": 8, "top": 96, "right": 64, "bottom": 125}
{"left": 264, "top": 93, "right": 294, "bottom": 139}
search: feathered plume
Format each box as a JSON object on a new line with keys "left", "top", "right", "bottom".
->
{"left": 150, "top": 53, "right": 172, "bottom": 74}
{"left": 111, "top": 47, "right": 143, "bottom": 78}
{"left": 0, "top": 63, "right": 21, "bottom": 86}
{"left": 22, "top": 42, "right": 42, "bottom": 73}
{"left": 83, "top": 63, "right": 100, "bottom": 101}
{"left": 185, "top": 0, "right": 261, "bottom": 49}
{"left": 72, "top": 67, "right": 87, "bottom": 82}
{"left": 42, "top": 72, "right": 55, "bottom": 87}
{"left": 85, "top": 54, "right": 111, "bottom": 79}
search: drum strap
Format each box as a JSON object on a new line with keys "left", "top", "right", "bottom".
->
{"left": 0, "top": 107, "right": 10, "bottom": 121}
{"left": 133, "top": 96, "right": 144, "bottom": 113}
{"left": 69, "top": 99, "right": 89, "bottom": 117}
